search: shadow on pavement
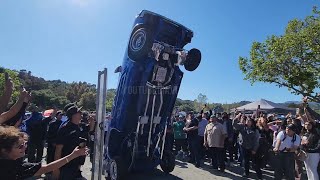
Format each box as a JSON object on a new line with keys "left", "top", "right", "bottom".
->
{"left": 175, "top": 160, "right": 188, "bottom": 168}
{"left": 127, "top": 169, "right": 183, "bottom": 180}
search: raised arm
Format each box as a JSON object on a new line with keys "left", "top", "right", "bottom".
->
{"left": 232, "top": 114, "right": 244, "bottom": 131}
{"left": 0, "top": 90, "right": 30, "bottom": 124}
{"left": 34, "top": 146, "right": 87, "bottom": 176}
{"left": 304, "top": 106, "right": 317, "bottom": 123}
{"left": 0, "top": 73, "right": 13, "bottom": 114}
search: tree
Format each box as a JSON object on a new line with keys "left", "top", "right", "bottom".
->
{"left": 79, "top": 91, "right": 96, "bottom": 111}
{"left": 66, "top": 82, "right": 95, "bottom": 103}
{"left": 193, "top": 93, "right": 208, "bottom": 112}
{"left": 32, "top": 89, "right": 70, "bottom": 109}
{"left": 106, "top": 89, "right": 116, "bottom": 112}
{"left": 239, "top": 7, "right": 320, "bottom": 102}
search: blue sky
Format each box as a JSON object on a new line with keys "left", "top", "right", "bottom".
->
{"left": 0, "top": 0, "right": 318, "bottom": 103}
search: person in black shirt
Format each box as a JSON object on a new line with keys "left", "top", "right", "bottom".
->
{"left": 0, "top": 126, "right": 87, "bottom": 180}
{"left": 78, "top": 111, "right": 90, "bottom": 166}
{"left": 46, "top": 111, "right": 64, "bottom": 164}
{"left": 184, "top": 113, "right": 200, "bottom": 167}
{"left": 53, "top": 105, "right": 84, "bottom": 180}
{"left": 26, "top": 105, "right": 45, "bottom": 163}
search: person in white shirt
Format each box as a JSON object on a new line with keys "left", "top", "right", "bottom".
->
{"left": 273, "top": 124, "right": 301, "bottom": 180}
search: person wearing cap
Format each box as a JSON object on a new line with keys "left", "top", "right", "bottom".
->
{"left": 52, "top": 105, "right": 84, "bottom": 180}
{"left": 58, "top": 103, "right": 76, "bottom": 128}
{"left": 46, "top": 111, "right": 64, "bottom": 164}
{"left": 273, "top": 124, "right": 301, "bottom": 180}
{"left": 173, "top": 115, "right": 188, "bottom": 159}
{"left": 204, "top": 115, "right": 227, "bottom": 172}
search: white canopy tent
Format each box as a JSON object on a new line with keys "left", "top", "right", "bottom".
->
{"left": 234, "top": 99, "right": 295, "bottom": 114}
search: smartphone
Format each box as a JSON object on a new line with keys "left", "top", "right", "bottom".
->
{"left": 79, "top": 137, "right": 87, "bottom": 148}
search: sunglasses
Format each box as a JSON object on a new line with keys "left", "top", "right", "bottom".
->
{"left": 15, "top": 141, "right": 27, "bottom": 149}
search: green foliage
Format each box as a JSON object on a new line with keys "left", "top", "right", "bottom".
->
{"left": 32, "top": 89, "right": 70, "bottom": 109}
{"left": 106, "top": 89, "right": 116, "bottom": 112}
{"left": 193, "top": 93, "right": 208, "bottom": 112}
{"left": 79, "top": 91, "right": 96, "bottom": 111}
{"left": 239, "top": 7, "right": 320, "bottom": 102}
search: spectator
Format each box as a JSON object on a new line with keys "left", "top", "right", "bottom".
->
{"left": 204, "top": 115, "right": 227, "bottom": 172}
{"left": 0, "top": 126, "right": 87, "bottom": 180}
{"left": 53, "top": 105, "right": 85, "bottom": 179}
{"left": 198, "top": 112, "right": 208, "bottom": 159}
{"left": 88, "top": 114, "right": 96, "bottom": 163}
{"left": 46, "top": 111, "right": 64, "bottom": 164}
{"left": 173, "top": 115, "right": 188, "bottom": 159}
{"left": 184, "top": 113, "right": 200, "bottom": 167}
{"left": 26, "top": 104, "right": 45, "bottom": 163}
{"left": 256, "top": 117, "right": 273, "bottom": 167}
{"left": 233, "top": 117, "right": 261, "bottom": 179}
{"left": 273, "top": 124, "right": 301, "bottom": 180}
{"left": 301, "top": 121, "right": 320, "bottom": 180}
{"left": 220, "top": 112, "right": 234, "bottom": 164}
{"left": 78, "top": 111, "right": 95, "bottom": 168}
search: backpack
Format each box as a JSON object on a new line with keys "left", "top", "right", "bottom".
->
{"left": 282, "top": 132, "right": 296, "bottom": 143}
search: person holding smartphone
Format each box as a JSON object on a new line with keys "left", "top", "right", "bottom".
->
{"left": 0, "top": 126, "right": 87, "bottom": 180}
{"left": 53, "top": 104, "right": 86, "bottom": 180}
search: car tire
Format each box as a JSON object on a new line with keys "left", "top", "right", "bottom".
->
{"left": 160, "top": 151, "right": 175, "bottom": 173}
{"left": 128, "top": 27, "right": 153, "bottom": 61}
{"left": 184, "top": 48, "right": 201, "bottom": 71}
{"left": 109, "top": 156, "right": 126, "bottom": 180}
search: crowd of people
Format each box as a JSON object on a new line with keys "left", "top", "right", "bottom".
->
{"left": 0, "top": 73, "right": 95, "bottom": 180}
{"left": 1, "top": 71, "right": 320, "bottom": 180}
{"left": 168, "top": 99, "right": 320, "bottom": 180}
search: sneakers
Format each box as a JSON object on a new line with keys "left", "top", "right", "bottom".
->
{"left": 195, "top": 163, "right": 201, "bottom": 168}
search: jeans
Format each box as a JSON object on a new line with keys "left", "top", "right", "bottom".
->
{"left": 198, "top": 135, "right": 205, "bottom": 159}
{"left": 224, "top": 139, "right": 235, "bottom": 162}
{"left": 274, "top": 152, "right": 295, "bottom": 180}
{"left": 27, "top": 142, "right": 44, "bottom": 163}
{"left": 209, "top": 147, "right": 225, "bottom": 170}
{"left": 304, "top": 153, "right": 320, "bottom": 180}
{"left": 46, "top": 143, "right": 55, "bottom": 164}
{"left": 237, "top": 143, "right": 243, "bottom": 165}
{"left": 242, "top": 147, "right": 262, "bottom": 178}
{"left": 175, "top": 139, "right": 188, "bottom": 153}
{"left": 188, "top": 137, "right": 200, "bottom": 165}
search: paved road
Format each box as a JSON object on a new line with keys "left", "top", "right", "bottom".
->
{"left": 82, "top": 156, "right": 276, "bottom": 180}
{"left": 33, "top": 148, "right": 306, "bottom": 180}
